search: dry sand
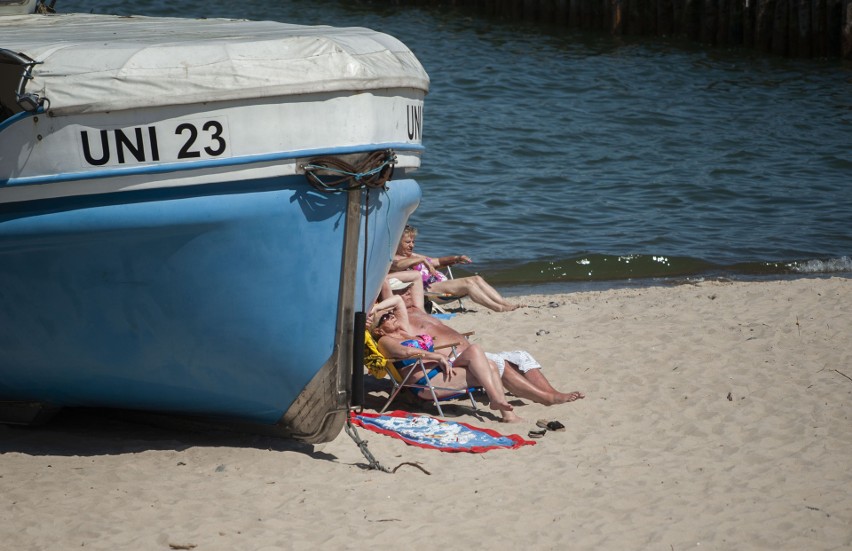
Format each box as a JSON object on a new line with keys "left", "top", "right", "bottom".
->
{"left": 1, "top": 277, "right": 850, "bottom": 550}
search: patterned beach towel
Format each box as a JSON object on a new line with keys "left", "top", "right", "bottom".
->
{"left": 351, "top": 410, "right": 535, "bottom": 453}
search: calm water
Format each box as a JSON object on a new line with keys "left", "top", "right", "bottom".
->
{"left": 58, "top": 0, "right": 852, "bottom": 290}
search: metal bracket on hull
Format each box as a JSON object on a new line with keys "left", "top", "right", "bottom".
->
{"left": 276, "top": 170, "right": 365, "bottom": 443}
{"left": 0, "top": 49, "right": 46, "bottom": 114}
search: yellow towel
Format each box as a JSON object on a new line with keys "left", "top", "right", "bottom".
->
{"left": 363, "top": 331, "right": 388, "bottom": 379}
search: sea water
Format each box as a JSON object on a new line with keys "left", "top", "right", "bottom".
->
{"left": 57, "top": 0, "right": 852, "bottom": 290}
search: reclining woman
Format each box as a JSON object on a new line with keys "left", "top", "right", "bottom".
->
{"left": 369, "top": 299, "right": 521, "bottom": 423}
{"left": 391, "top": 225, "right": 520, "bottom": 312}
{"left": 384, "top": 278, "right": 585, "bottom": 406}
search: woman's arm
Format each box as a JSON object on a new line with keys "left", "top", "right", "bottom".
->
{"left": 377, "top": 337, "right": 454, "bottom": 376}
{"left": 370, "top": 295, "right": 410, "bottom": 331}
{"left": 431, "top": 254, "right": 472, "bottom": 267}
{"left": 391, "top": 253, "right": 438, "bottom": 273}
{"left": 376, "top": 336, "right": 421, "bottom": 361}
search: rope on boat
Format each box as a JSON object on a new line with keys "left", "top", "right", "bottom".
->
{"left": 36, "top": 1, "right": 56, "bottom": 14}
{"left": 344, "top": 416, "right": 392, "bottom": 473}
{"left": 302, "top": 149, "right": 396, "bottom": 193}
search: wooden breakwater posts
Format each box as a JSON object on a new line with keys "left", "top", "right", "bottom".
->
{"left": 395, "top": 0, "right": 852, "bottom": 59}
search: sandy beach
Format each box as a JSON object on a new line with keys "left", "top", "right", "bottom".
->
{"left": 1, "top": 277, "right": 850, "bottom": 550}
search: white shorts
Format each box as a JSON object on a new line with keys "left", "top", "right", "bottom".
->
{"left": 485, "top": 350, "right": 542, "bottom": 377}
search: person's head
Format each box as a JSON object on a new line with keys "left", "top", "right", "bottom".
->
{"left": 388, "top": 277, "right": 415, "bottom": 308}
{"left": 370, "top": 309, "right": 397, "bottom": 338}
{"left": 396, "top": 225, "right": 417, "bottom": 257}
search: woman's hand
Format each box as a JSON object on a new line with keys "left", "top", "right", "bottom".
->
{"left": 429, "top": 353, "right": 454, "bottom": 380}
{"left": 411, "top": 254, "right": 440, "bottom": 276}
{"left": 424, "top": 258, "right": 441, "bottom": 276}
{"left": 436, "top": 255, "right": 471, "bottom": 267}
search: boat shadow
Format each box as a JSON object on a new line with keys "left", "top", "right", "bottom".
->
{"left": 0, "top": 407, "right": 338, "bottom": 462}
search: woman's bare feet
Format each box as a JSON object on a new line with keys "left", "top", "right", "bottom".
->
{"left": 499, "top": 410, "right": 523, "bottom": 423}
{"left": 489, "top": 399, "right": 514, "bottom": 412}
{"left": 489, "top": 398, "right": 522, "bottom": 422}
{"left": 532, "top": 391, "right": 585, "bottom": 406}
{"left": 554, "top": 391, "right": 585, "bottom": 404}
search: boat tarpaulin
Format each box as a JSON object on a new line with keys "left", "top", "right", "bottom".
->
{"left": 0, "top": 13, "right": 429, "bottom": 115}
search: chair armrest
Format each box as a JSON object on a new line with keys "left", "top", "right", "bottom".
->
{"left": 385, "top": 353, "right": 425, "bottom": 362}
{"left": 434, "top": 342, "right": 460, "bottom": 351}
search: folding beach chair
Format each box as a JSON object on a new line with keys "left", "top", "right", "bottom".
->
{"left": 363, "top": 331, "right": 478, "bottom": 417}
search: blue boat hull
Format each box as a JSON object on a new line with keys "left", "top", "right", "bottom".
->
{"left": 0, "top": 175, "right": 420, "bottom": 439}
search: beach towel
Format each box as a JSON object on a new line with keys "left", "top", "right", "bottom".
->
{"left": 430, "top": 312, "right": 455, "bottom": 320}
{"left": 363, "top": 330, "right": 388, "bottom": 379}
{"left": 351, "top": 410, "right": 535, "bottom": 453}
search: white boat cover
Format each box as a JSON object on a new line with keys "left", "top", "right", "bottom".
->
{"left": 0, "top": 13, "right": 429, "bottom": 115}
{"left": 0, "top": 0, "right": 37, "bottom": 16}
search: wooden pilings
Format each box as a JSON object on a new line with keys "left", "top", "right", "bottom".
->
{"left": 410, "top": 0, "right": 852, "bottom": 58}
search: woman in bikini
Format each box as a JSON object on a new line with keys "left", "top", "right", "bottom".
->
{"left": 369, "top": 300, "right": 521, "bottom": 423}
{"left": 390, "top": 225, "right": 520, "bottom": 312}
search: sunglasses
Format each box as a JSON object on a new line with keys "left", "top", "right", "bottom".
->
{"left": 377, "top": 311, "right": 395, "bottom": 326}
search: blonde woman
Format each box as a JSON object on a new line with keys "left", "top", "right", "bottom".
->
{"left": 391, "top": 225, "right": 519, "bottom": 312}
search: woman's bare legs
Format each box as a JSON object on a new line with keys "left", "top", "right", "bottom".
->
{"left": 452, "top": 344, "right": 521, "bottom": 422}
{"left": 430, "top": 275, "right": 519, "bottom": 312}
{"left": 522, "top": 368, "right": 584, "bottom": 403}
{"left": 500, "top": 364, "right": 559, "bottom": 405}
{"left": 500, "top": 364, "right": 585, "bottom": 405}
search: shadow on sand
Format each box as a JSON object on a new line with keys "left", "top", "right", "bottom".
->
{"left": 0, "top": 407, "right": 338, "bottom": 462}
